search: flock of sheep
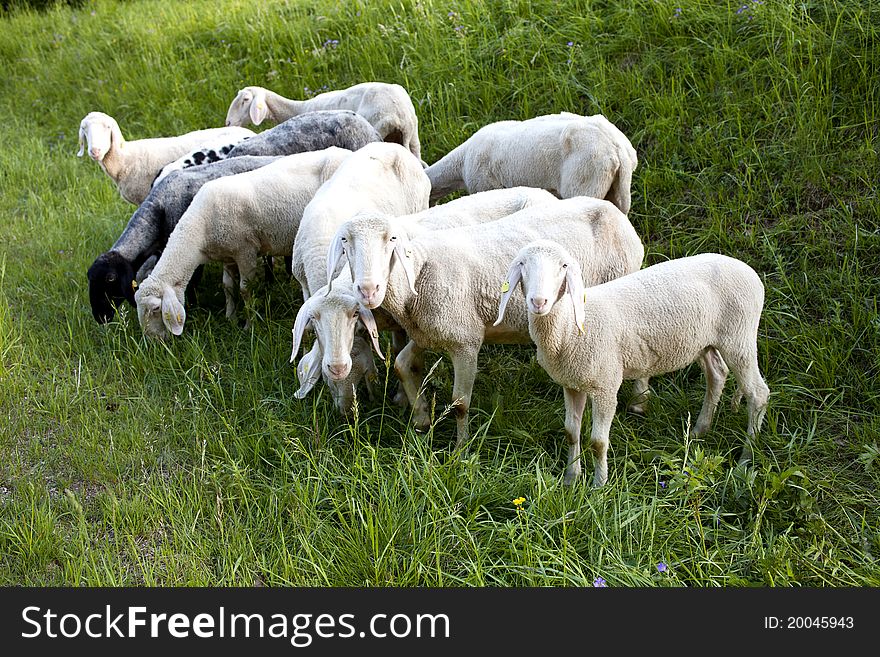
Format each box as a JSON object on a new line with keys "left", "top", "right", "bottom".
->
{"left": 81, "top": 81, "right": 770, "bottom": 486}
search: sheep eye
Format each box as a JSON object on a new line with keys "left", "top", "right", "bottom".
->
{"left": 562, "top": 263, "right": 568, "bottom": 269}
{"left": 341, "top": 237, "right": 347, "bottom": 242}
{"left": 389, "top": 236, "right": 397, "bottom": 242}
{"left": 352, "top": 310, "right": 359, "bottom": 319}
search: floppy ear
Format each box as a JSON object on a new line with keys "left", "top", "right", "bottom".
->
{"left": 248, "top": 88, "right": 269, "bottom": 125}
{"left": 392, "top": 232, "right": 418, "bottom": 295}
{"left": 357, "top": 304, "right": 385, "bottom": 361}
{"left": 564, "top": 261, "right": 587, "bottom": 334}
{"left": 290, "top": 299, "right": 314, "bottom": 362}
{"left": 160, "top": 285, "right": 186, "bottom": 336}
{"left": 294, "top": 343, "right": 323, "bottom": 399}
{"left": 325, "top": 229, "right": 347, "bottom": 293}
{"left": 76, "top": 125, "right": 85, "bottom": 157}
{"left": 494, "top": 260, "right": 523, "bottom": 326}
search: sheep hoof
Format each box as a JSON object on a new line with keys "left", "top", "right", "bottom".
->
{"left": 628, "top": 402, "right": 648, "bottom": 416}
{"left": 411, "top": 411, "right": 431, "bottom": 431}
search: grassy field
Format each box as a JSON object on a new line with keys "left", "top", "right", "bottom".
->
{"left": 0, "top": 0, "right": 877, "bottom": 586}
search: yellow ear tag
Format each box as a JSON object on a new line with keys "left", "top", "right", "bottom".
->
{"left": 257, "top": 102, "right": 265, "bottom": 110}
{"left": 303, "top": 363, "right": 309, "bottom": 375}
{"left": 176, "top": 313, "right": 182, "bottom": 324}
{"left": 501, "top": 281, "right": 510, "bottom": 293}
{"left": 583, "top": 291, "right": 587, "bottom": 304}
{"left": 163, "top": 311, "right": 171, "bottom": 321}
{"left": 131, "top": 280, "right": 138, "bottom": 290}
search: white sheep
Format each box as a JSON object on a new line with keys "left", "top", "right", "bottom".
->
{"left": 495, "top": 241, "right": 770, "bottom": 486}
{"left": 288, "top": 142, "right": 429, "bottom": 413}
{"left": 290, "top": 187, "right": 559, "bottom": 415}
{"left": 425, "top": 112, "right": 637, "bottom": 213}
{"left": 291, "top": 141, "right": 430, "bottom": 301}
{"left": 77, "top": 111, "right": 254, "bottom": 205}
{"left": 327, "top": 196, "right": 644, "bottom": 448}
{"left": 134, "top": 147, "right": 352, "bottom": 338}
{"left": 225, "top": 83, "right": 422, "bottom": 160}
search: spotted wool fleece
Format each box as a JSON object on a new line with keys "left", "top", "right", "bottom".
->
{"left": 151, "top": 110, "right": 380, "bottom": 186}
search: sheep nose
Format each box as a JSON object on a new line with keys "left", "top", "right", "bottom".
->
{"left": 358, "top": 282, "right": 380, "bottom": 306}
{"left": 530, "top": 296, "right": 548, "bottom": 313}
{"left": 327, "top": 362, "right": 350, "bottom": 380}
{"left": 89, "top": 148, "right": 102, "bottom": 159}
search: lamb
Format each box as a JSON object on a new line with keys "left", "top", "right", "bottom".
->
{"left": 152, "top": 110, "right": 382, "bottom": 182}
{"left": 225, "top": 83, "right": 422, "bottom": 160}
{"left": 425, "top": 112, "right": 637, "bottom": 213}
{"left": 134, "top": 147, "right": 353, "bottom": 338}
{"left": 494, "top": 242, "right": 770, "bottom": 486}
{"left": 288, "top": 142, "right": 430, "bottom": 413}
{"left": 290, "top": 187, "right": 560, "bottom": 415}
{"left": 87, "top": 155, "right": 280, "bottom": 324}
{"left": 77, "top": 111, "right": 254, "bottom": 205}
{"left": 327, "top": 196, "right": 645, "bottom": 448}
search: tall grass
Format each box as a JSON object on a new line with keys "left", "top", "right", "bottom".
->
{"left": 0, "top": 0, "right": 877, "bottom": 585}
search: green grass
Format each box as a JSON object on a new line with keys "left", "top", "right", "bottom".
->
{"left": 0, "top": 0, "right": 878, "bottom": 586}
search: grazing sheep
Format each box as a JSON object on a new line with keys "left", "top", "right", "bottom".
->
{"left": 426, "top": 112, "right": 637, "bottom": 213}
{"left": 225, "top": 83, "right": 422, "bottom": 159}
{"left": 495, "top": 242, "right": 770, "bottom": 486}
{"left": 328, "top": 196, "right": 644, "bottom": 447}
{"left": 291, "top": 187, "right": 560, "bottom": 415}
{"left": 288, "top": 142, "right": 430, "bottom": 414}
{"left": 77, "top": 111, "right": 254, "bottom": 204}
{"left": 150, "top": 110, "right": 382, "bottom": 180}
{"left": 87, "top": 155, "right": 279, "bottom": 324}
{"left": 134, "top": 147, "right": 352, "bottom": 338}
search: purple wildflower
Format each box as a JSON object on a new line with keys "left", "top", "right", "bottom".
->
{"left": 660, "top": 480, "right": 667, "bottom": 489}
{"left": 593, "top": 577, "right": 607, "bottom": 587}
{"left": 736, "top": 5, "right": 747, "bottom": 14}
{"left": 567, "top": 41, "right": 574, "bottom": 47}
{"left": 657, "top": 562, "right": 668, "bottom": 573}
{"left": 673, "top": 7, "right": 682, "bottom": 18}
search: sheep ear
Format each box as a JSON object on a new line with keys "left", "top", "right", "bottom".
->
{"left": 294, "top": 343, "right": 323, "bottom": 398}
{"left": 160, "top": 285, "right": 186, "bottom": 336}
{"left": 564, "top": 262, "right": 587, "bottom": 334}
{"left": 290, "top": 299, "right": 314, "bottom": 362}
{"left": 76, "top": 126, "right": 85, "bottom": 157}
{"left": 249, "top": 88, "right": 268, "bottom": 125}
{"left": 392, "top": 235, "right": 418, "bottom": 295}
{"left": 357, "top": 304, "right": 385, "bottom": 361}
{"left": 325, "top": 230, "right": 347, "bottom": 293}
{"left": 494, "top": 260, "right": 523, "bottom": 326}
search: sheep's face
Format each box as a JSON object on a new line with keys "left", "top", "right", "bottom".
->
{"left": 496, "top": 240, "right": 586, "bottom": 331}
{"left": 87, "top": 252, "right": 136, "bottom": 324}
{"left": 328, "top": 215, "right": 417, "bottom": 310}
{"left": 327, "top": 337, "right": 380, "bottom": 417}
{"left": 135, "top": 280, "right": 187, "bottom": 339}
{"left": 225, "top": 87, "right": 268, "bottom": 127}
{"left": 291, "top": 290, "right": 384, "bottom": 410}
{"left": 78, "top": 112, "right": 114, "bottom": 161}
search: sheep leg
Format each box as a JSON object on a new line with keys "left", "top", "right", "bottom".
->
{"left": 589, "top": 389, "right": 619, "bottom": 487}
{"left": 450, "top": 346, "right": 481, "bottom": 450}
{"left": 391, "top": 329, "right": 415, "bottom": 407}
{"left": 222, "top": 263, "right": 240, "bottom": 320}
{"left": 628, "top": 377, "right": 651, "bottom": 415}
{"left": 236, "top": 255, "right": 260, "bottom": 330}
{"left": 394, "top": 340, "right": 430, "bottom": 428}
{"left": 720, "top": 346, "right": 770, "bottom": 464}
{"left": 562, "top": 387, "right": 588, "bottom": 486}
{"left": 691, "top": 347, "right": 729, "bottom": 437}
